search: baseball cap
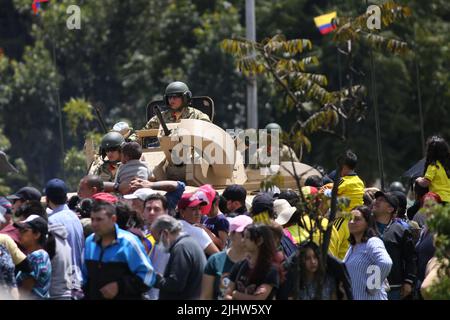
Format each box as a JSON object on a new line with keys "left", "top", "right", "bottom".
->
{"left": 251, "top": 192, "right": 273, "bottom": 215}
{"left": 228, "top": 215, "right": 253, "bottom": 233}
{"left": 195, "top": 184, "right": 216, "bottom": 215}
{"left": 178, "top": 193, "right": 207, "bottom": 210}
{"left": 123, "top": 188, "right": 158, "bottom": 201}
{"left": 375, "top": 191, "right": 399, "bottom": 212}
{"left": 92, "top": 192, "right": 118, "bottom": 204}
{"left": 44, "top": 178, "right": 68, "bottom": 199}
{"left": 14, "top": 214, "right": 48, "bottom": 235}
{"left": 7, "top": 186, "right": 42, "bottom": 201}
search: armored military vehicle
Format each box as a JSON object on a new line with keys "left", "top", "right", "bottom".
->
{"left": 132, "top": 96, "right": 320, "bottom": 193}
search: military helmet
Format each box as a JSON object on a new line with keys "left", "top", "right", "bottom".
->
{"left": 112, "top": 121, "right": 132, "bottom": 139}
{"left": 100, "top": 132, "right": 125, "bottom": 159}
{"left": 390, "top": 181, "right": 406, "bottom": 194}
{"left": 164, "top": 81, "right": 192, "bottom": 107}
{"left": 265, "top": 123, "right": 282, "bottom": 133}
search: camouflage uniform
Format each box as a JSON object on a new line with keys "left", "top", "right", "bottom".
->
{"left": 88, "top": 156, "right": 120, "bottom": 182}
{"left": 143, "top": 106, "right": 211, "bottom": 130}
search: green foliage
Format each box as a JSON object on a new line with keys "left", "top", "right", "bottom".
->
{"left": 418, "top": 203, "right": 450, "bottom": 299}
{"left": 63, "top": 147, "right": 86, "bottom": 192}
{"left": 63, "top": 98, "right": 94, "bottom": 136}
{"left": 334, "top": 1, "right": 412, "bottom": 55}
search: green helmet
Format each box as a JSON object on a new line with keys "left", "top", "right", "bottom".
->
{"left": 100, "top": 132, "right": 125, "bottom": 158}
{"left": 265, "top": 123, "right": 282, "bottom": 133}
{"left": 390, "top": 181, "right": 406, "bottom": 194}
{"left": 164, "top": 81, "right": 192, "bottom": 107}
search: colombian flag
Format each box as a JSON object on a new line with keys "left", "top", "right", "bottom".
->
{"left": 314, "top": 12, "right": 337, "bottom": 35}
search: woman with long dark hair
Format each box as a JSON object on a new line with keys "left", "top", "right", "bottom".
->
{"left": 224, "top": 223, "right": 280, "bottom": 300}
{"left": 416, "top": 135, "right": 450, "bottom": 204}
{"left": 292, "top": 241, "right": 337, "bottom": 300}
{"left": 344, "top": 206, "right": 392, "bottom": 300}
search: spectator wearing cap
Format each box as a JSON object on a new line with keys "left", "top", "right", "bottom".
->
{"left": 45, "top": 178, "right": 84, "bottom": 296}
{"left": 14, "top": 215, "right": 52, "bottom": 299}
{"left": 250, "top": 193, "right": 297, "bottom": 258}
{"left": 224, "top": 223, "right": 280, "bottom": 300}
{"left": 196, "top": 185, "right": 229, "bottom": 251}
{"left": 1, "top": 198, "right": 46, "bottom": 247}
{"left": 83, "top": 201, "right": 155, "bottom": 300}
{"left": 177, "top": 193, "right": 219, "bottom": 257}
{"left": 2, "top": 188, "right": 41, "bottom": 245}
{"left": 222, "top": 184, "right": 249, "bottom": 218}
{"left": 129, "top": 180, "right": 186, "bottom": 216}
{"left": 391, "top": 191, "right": 410, "bottom": 230}
{"left": 274, "top": 198, "right": 340, "bottom": 258}
{"left": 77, "top": 175, "right": 104, "bottom": 199}
{"left": 6, "top": 186, "right": 42, "bottom": 215}
{"left": 274, "top": 199, "right": 298, "bottom": 244}
{"left": 151, "top": 215, "right": 207, "bottom": 300}
{"left": 372, "top": 191, "right": 417, "bottom": 300}
{"left": 123, "top": 188, "right": 158, "bottom": 225}
{"left": 201, "top": 215, "right": 252, "bottom": 300}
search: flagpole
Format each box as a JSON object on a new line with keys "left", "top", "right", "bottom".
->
{"left": 365, "top": 0, "right": 385, "bottom": 190}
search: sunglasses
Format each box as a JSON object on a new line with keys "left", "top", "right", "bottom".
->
{"left": 105, "top": 147, "right": 120, "bottom": 152}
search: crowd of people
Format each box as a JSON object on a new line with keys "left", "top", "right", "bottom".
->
{"left": 1, "top": 127, "right": 449, "bottom": 300}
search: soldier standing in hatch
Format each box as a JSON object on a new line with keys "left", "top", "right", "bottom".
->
{"left": 143, "top": 81, "right": 211, "bottom": 130}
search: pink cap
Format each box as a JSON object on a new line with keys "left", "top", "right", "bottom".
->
{"left": 228, "top": 215, "right": 253, "bottom": 233}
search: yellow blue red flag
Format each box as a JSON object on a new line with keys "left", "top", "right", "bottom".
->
{"left": 314, "top": 12, "right": 337, "bottom": 35}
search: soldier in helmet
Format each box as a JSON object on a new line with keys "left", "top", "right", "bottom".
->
{"left": 88, "top": 131, "right": 125, "bottom": 182}
{"left": 390, "top": 181, "right": 406, "bottom": 194}
{"left": 255, "top": 123, "right": 300, "bottom": 167}
{"left": 143, "top": 81, "right": 211, "bottom": 130}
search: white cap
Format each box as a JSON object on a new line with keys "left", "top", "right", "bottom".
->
{"left": 274, "top": 199, "right": 297, "bottom": 226}
{"left": 123, "top": 188, "right": 158, "bottom": 201}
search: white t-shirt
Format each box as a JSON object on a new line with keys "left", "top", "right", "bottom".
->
{"left": 179, "top": 220, "right": 212, "bottom": 250}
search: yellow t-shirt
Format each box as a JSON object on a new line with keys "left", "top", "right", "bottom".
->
{"left": 338, "top": 174, "right": 365, "bottom": 212}
{"left": 0, "top": 233, "right": 26, "bottom": 265}
{"left": 333, "top": 216, "right": 350, "bottom": 260}
{"left": 296, "top": 215, "right": 340, "bottom": 258}
{"left": 424, "top": 161, "right": 450, "bottom": 202}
